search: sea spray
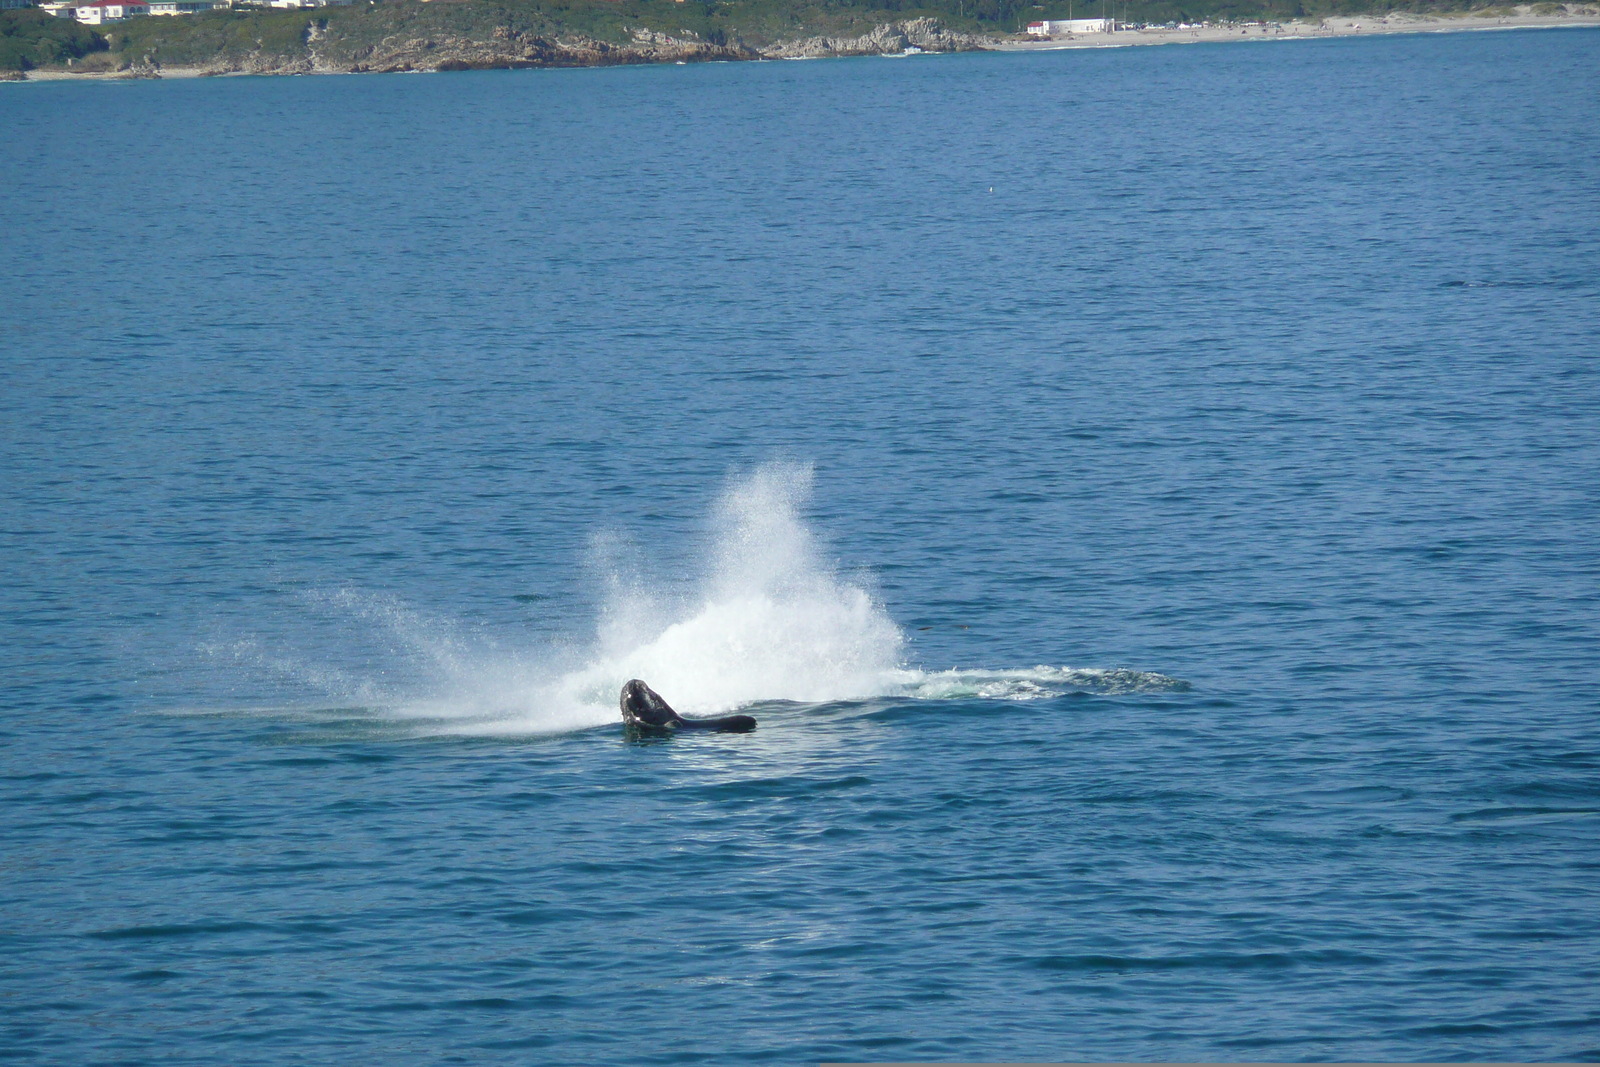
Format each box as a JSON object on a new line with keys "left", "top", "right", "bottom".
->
{"left": 211, "top": 589, "right": 553, "bottom": 726}
{"left": 200, "top": 464, "right": 1183, "bottom": 736}
{"left": 528, "top": 462, "right": 907, "bottom": 729}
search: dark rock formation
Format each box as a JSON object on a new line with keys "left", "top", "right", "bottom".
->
{"left": 168, "top": 17, "right": 985, "bottom": 76}
{"left": 765, "top": 17, "right": 986, "bottom": 58}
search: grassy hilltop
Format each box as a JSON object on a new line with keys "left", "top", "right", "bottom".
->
{"left": 2, "top": 0, "right": 1594, "bottom": 73}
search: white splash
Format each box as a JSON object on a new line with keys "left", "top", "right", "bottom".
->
{"left": 203, "top": 462, "right": 1186, "bottom": 737}
{"left": 507, "top": 462, "right": 906, "bottom": 732}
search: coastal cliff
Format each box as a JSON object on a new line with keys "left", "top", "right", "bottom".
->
{"left": 260, "top": 16, "right": 984, "bottom": 74}
{"left": 763, "top": 17, "right": 986, "bottom": 58}
{"left": 21, "top": 3, "right": 988, "bottom": 77}
{"left": 189, "top": 24, "right": 764, "bottom": 75}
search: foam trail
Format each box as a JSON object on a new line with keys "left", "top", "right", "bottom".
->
{"left": 894, "top": 666, "right": 1191, "bottom": 700}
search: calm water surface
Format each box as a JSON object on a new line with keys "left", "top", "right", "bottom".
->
{"left": 3, "top": 27, "right": 1599, "bottom": 1064}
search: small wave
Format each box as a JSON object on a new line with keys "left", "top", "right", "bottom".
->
{"left": 1015, "top": 947, "right": 1380, "bottom": 973}
{"left": 85, "top": 921, "right": 267, "bottom": 941}
{"left": 1448, "top": 806, "right": 1600, "bottom": 824}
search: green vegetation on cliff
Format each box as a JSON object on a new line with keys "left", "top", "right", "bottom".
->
{"left": 102, "top": 0, "right": 966, "bottom": 65}
{"left": 0, "top": 8, "right": 106, "bottom": 69}
{"left": 89, "top": 0, "right": 984, "bottom": 72}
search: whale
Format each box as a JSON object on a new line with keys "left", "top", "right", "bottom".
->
{"left": 619, "top": 679, "right": 757, "bottom": 733}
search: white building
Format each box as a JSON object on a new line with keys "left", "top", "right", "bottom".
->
{"left": 147, "top": 0, "right": 216, "bottom": 13}
{"left": 75, "top": 0, "right": 149, "bottom": 22}
{"left": 1026, "top": 18, "right": 1113, "bottom": 35}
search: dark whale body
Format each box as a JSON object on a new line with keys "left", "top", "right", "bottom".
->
{"left": 620, "top": 679, "right": 757, "bottom": 733}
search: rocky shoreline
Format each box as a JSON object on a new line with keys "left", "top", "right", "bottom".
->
{"left": 8, "top": 6, "right": 1597, "bottom": 80}
{"left": 14, "top": 16, "right": 987, "bottom": 79}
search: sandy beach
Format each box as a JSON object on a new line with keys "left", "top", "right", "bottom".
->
{"left": 995, "top": 9, "right": 1600, "bottom": 52}
{"left": 17, "top": 65, "right": 218, "bottom": 80}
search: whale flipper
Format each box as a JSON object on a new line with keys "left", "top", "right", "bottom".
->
{"left": 619, "top": 679, "right": 756, "bottom": 733}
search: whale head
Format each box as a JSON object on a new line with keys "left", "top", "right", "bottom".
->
{"left": 619, "top": 679, "right": 758, "bottom": 733}
{"left": 620, "top": 679, "right": 683, "bottom": 729}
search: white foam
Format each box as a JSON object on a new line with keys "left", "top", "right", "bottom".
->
{"left": 212, "top": 463, "right": 1184, "bottom": 737}
{"left": 496, "top": 462, "right": 906, "bottom": 732}
{"left": 890, "top": 666, "right": 1190, "bottom": 701}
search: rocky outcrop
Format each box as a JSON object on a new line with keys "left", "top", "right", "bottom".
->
{"left": 178, "top": 27, "right": 758, "bottom": 74}
{"left": 340, "top": 26, "right": 760, "bottom": 73}
{"left": 763, "top": 18, "right": 986, "bottom": 58}
{"left": 165, "top": 17, "right": 983, "bottom": 76}
{"left": 21, "top": 13, "right": 991, "bottom": 78}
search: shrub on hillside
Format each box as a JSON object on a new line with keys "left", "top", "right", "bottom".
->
{"left": 0, "top": 8, "right": 107, "bottom": 70}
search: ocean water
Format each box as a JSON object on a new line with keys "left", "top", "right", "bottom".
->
{"left": 3, "top": 26, "right": 1599, "bottom": 1064}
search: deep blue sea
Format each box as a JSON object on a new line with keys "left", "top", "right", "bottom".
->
{"left": 3, "top": 25, "right": 1599, "bottom": 1064}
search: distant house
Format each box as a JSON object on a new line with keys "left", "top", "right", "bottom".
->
{"left": 38, "top": 0, "right": 79, "bottom": 15}
{"left": 75, "top": 0, "right": 149, "bottom": 20}
{"left": 147, "top": 0, "right": 215, "bottom": 13}
{"left": 1026, "top": 18, "right": 1112, "bottom": 35}
{"left": 0, "top": 0, "right": 37, "bottom": 11}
